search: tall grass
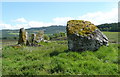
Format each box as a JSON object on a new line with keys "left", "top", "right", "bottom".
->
{"left": 2, "top": 40, "right": 119, "bottom": 75}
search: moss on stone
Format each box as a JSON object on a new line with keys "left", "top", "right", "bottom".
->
{"left": 22, "top": 31, "right": 27, "bottom": 42}
{"left": 18, "top": 28, "right": 27, "bottom": 45}
{"left": 67, "top": 20, "right": 98, "bottom": 36}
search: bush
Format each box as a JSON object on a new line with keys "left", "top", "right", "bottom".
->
{"left": 44, "top": 35, "right": 50, "bottom": 40}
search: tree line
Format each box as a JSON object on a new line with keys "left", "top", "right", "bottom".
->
{"left": 97, "top": 23, "right": 119, "bottom": 32}
{"left": 1, "top": 22, "right": 119, "bottom": 40}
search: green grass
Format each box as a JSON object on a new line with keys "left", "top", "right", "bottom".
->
{"left": 103, "top": 32, "right": 119, "bottom": 43}
{"left": 2, "top": 40, "right": 18, "bottom": 47}
{"left": 0, "top": 58, "right": 2, "bottom": 76}
{"left": 2, "top": 40, "right": 119, "bottom": 75}
{"left": 8, "top": 33, "right": 19, "bottom": 35}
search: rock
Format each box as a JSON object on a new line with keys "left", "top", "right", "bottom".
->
{"left": 31, "top": 33, "right": 36, "bottom": 43}
{"left": 26, "top": 40, "right": 31, "bottom": 46}
{"left": 10, "top": 44, "right": 22, "bottom": 48}
{"left": 43, "top": 40, "right": 50, "bottom": 43}
{"left": 30, "top": 33, "right": 38, "bottom": 46}
{"left": 66, "top": 20, "right": 108, "bottom": 51}
{"left": 36, "top": 31, "right": 44, "bottom": 43}
{"left": 18, "top": 28, "right": 28, "bottom": 45}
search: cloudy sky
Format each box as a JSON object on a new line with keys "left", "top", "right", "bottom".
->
{"left": 1, "top": 2, "right": 118, "bottom": 29}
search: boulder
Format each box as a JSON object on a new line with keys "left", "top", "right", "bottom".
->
{"left": 18, "top": 28, "right": 28, "bottom": 45}
{"left": 66, "top": 20, "right": 108, "bottom": 51}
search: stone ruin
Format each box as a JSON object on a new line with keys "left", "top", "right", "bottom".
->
{"left": 66, "top": 20, "right": 109, "bottom": 51}
{"left": 18, "top": 28, "right": 44, "bottom": 46}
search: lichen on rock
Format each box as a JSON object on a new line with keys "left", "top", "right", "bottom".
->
{"left": 17, "top": 28, "right": 45, "bottom": 47}
{"left": 67, "top": 20, "right": 97, "bottom": 36}
{"left": 18, "top": 28, "right": 28, "bottom": 45}
{"left": 66, "top": 20, "right": 109, "bottom": 51}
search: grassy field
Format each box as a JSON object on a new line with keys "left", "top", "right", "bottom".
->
{"left": 103, "top": 32, "right": 119, "bottom": 43}
{"left": 0, "top": 40, "right": 1, "bottom": 76}
{"left": 1, "top": 32, "right": 120, "bottom": 75}
{"left": 0, "top": 58, "right": 1, "bottom": 76}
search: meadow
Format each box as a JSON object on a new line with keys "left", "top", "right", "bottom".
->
{"left": 1, "top": 32, "right": 120, "bottom": 75}
{"left": 103, "top": 32, "right": 119, "bottom": 43}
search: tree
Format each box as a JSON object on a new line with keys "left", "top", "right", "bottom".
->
{"left": 60, "top": 32, "right": 66, "bottom": 37}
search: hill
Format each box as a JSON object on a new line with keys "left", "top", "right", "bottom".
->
{"left": 97, "top": 23, "right": 119, "bottom": 32}
{"left": 0, "top": 22, "right": 119, "bottom": 39}
{"left": 1, "top": 25, "right": 66, "bottom": 39}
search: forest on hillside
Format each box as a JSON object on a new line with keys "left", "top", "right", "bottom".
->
{"left": 97, "top": 23, "right": 119, "bottom": 32}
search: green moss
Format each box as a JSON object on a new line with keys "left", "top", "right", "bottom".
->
{"left": 67, "top": 20, "right": 98, "bottom": 36}
{"left": 18, "top": 30, "right": 27, "bottom": 45}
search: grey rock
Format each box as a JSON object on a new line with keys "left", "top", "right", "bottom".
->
{"left": 66, "top": 20, "right": 109, "bottom": 51}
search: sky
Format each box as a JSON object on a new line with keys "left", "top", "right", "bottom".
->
{"left": 0, "top": 2, "right": 118, "bottom": 30}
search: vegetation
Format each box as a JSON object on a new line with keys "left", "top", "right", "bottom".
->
{"left": 2, "top": 40, "right": 119, "bottom": 75}
{"left": 44, "top": 35, "right": 50, "bottom": 40}
{"left": 49, "top": 32, "right": 66, "bottom": 40}
{"left": 0, "top": 58, "right": 1, "bottom": 76}
{"left": 103, "top": 32, "right": 119, "bottom": 43}
{"left": 0, "top": 40, "right": 2, "bottom": 76}
{"left": 97, "top": 23, "right": 119, "bottom": 32}
{"left": 67, "top": 20, "right": 97, "bottom": 36}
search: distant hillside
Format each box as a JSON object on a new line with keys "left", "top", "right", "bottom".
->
{"left": 26, "top": 25, "right": 66, "bottom": 34}
{"left": 97, "top": 23, "right": 119, "bottom": 32}
{"left": 0, "top": 23, "right": 119, "bottom": 39}
{"left": 1, "top": 25, "right": 66, "bottom": 39}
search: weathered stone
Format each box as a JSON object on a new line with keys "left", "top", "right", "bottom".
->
{"left": 66, "top": 20, "right": 108, "bottom": 51}
{"left": 10, "top": 44, "right": 22, "bottom": 48}
{"left": 31, "top": 33, "right": 36, "bottom": 42}
{"left": 30, "top": 33, "right": 37, "bottom": 45}
{"left": 26, "top": 40, "right": 31, "bottom": 46}
{"left": 18, "top": 28, "right": 28, "bottom": 45}
{"left": 36, "top": 31, "right": 44, "bottom": 43}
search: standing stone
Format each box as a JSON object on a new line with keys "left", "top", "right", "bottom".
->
{"left": 18, "top": 28, "right": 28, "bottom": 45}
{"left": 66, "top": 20, "right": 108, "bottom": 51}
{"left": 36, "top": 31, "right": 44, "bottom": 43}
{"left": 31, "top": 33, "right": 36, "bottom": 45}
